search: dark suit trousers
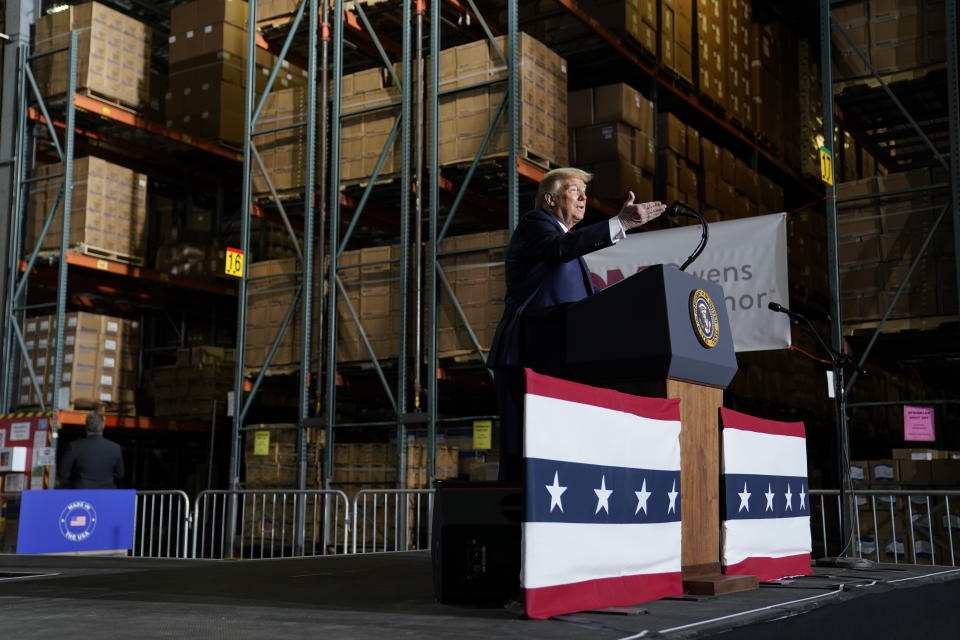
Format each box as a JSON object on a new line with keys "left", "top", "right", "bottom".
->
{"left": 494, "top": 365, "right": 525, "bottom": 482}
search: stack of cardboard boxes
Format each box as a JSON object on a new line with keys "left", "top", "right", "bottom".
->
{"left": 436, "top": 230, "right": 509, "bottom": 357}
{"left": 749, "top": 23, "right": 784, "bottom": 153}
{"left": 253, "top": 87, "right": 312, "bottom": 195}
{"left": 33, "top": 1, "right": 151, "bottom": 109}
{"left": 337, "top": 245, "right": 403, "bottom": 362}
{"left": 837, "top": 168, "right": 953, "bottom": 321}
{"left": 166, "top": 0, "right": 307, "bottom": 147}
{"left": 661, "top": 0, "right": 695, "bottom": 83}
{"left": 150, "top": 346, "right": 235, "bottom": 419}
{"left": 26, "top": 157, "right": 148, "bottom": 264}
{"left": 851, "top": 447, "right": 960, "bottom": 562}
{"left": 18, "top": 312, "right": 139, "bottom": 414}
{"left": 338, "top": 32, "right": 569, "bottom": 183}
{"left": 834, "top": 0, "right": 942, "bottom": 80}
{"left": 244, "top": 423, "right": 325, "bottom": 488}
{"left": 339, "top": 67, "right": 402, "bottom": 182}
{"left": 658, "top": 112, "right": 701, "bottom": 211}
{"left": 334, "top": 229, "right": 509, "bottom": 364}
{"left": 244, "top": 257, "right": 307, "bottom": 370}
{"left": 569, "top": 83, "right": 655, "bottom": 202}
{"left": 697, "top": 0, "right": 726, "bottom": 108}
{"left": 439, "top": 34, "right": 568, "bottom": 168}
{"left": 725, "top": 0, "right": 754, "bottom": 129}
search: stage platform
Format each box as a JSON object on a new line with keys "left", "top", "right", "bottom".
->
{"left": 1, "top": 552, "right": 959, "bottom": 638}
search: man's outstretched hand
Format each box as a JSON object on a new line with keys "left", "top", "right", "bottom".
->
{"left": 617, "top": 192, "right": 666, "bottom": 231}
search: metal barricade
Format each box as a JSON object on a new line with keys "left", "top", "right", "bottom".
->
{"left": 192, "top": 489, "right": 350, "bottom": 559}
{"left": 811, "top": 489, "right": 960, "bottom": 566}
{"left": 351, "top": 489, "right": 434, "bottom": 554}
{"left": 133, "top": 490, "right": 191, "bottom": 559}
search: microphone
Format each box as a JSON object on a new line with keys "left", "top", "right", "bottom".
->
{"left": 665, "top": 200, "right": 688, "bottom": 218}
{"left": 768, "top": 301, "right": 807, "bottom": 323}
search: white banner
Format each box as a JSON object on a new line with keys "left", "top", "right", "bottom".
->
{"left": 584, "top": 213, "right": 791, "bottom": 352}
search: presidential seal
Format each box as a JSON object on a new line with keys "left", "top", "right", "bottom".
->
{"left": 59, "top": 500, "right": 97, "bottom": 542}
{"left": 689, "top": 288, "right": 720, "bottom": 348}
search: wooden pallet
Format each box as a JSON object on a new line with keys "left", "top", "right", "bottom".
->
{"left": 845, "top": 314, "right": 957, "bottom": 337}
{"left": 833, "top": 62, "right": 946, "bottom": 96}
{"left": 660, "top": 65, "right": 696, "bottom": 92}
{"left": 74, "top": 243, "right": 145, "bottom": 266}
{"left": 445, "top": 147, "right": 562, "bottom": 172}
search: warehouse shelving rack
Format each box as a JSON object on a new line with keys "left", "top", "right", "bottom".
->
{"left": 0, "top": 15, "right": 248, "bottom": 493}
{"left": 235, "top": 0, "right": 852, "bottom": 517}
{"left": 818, "top": 0, "right": 960, "bottom": 556}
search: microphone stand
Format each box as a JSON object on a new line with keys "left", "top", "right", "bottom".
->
{"left": 665, "top": 201, "right": 708, "bottom": 271}
{"left": 769, "top": 302, "right": 873, "bottom": 569}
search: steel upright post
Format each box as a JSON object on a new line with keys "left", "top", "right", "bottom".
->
{"left": 324, "top": 0, "right": 345, "bottom": 494}
{"left": 399, "top": 0, "right": 413, "bottom": 490}
{"left": 293, "top": 0, "right": 320, "bottom": 556}
{"left": 227, "top": 0, "right": 261, "bottom": 558}
{"left": 947, "top": 0, "right": 960, "bottom": 312}
{"left": 427, "top": 0, "right": 440, "bottom": 487}
{"left": 1, "top": 41, "right": 30, "bottom": 413}
{"left": 820, "top": 0, "right": 855, "bottom": 561}
{"left": 507, "top": 0, "right": 519, "bottom": 231}
{"left": 48, "top": 31, "right": 80, "bottom": 484}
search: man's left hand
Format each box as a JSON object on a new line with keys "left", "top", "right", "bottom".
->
{"left": 617, "top": 192, "right": 666, "bottom": 231}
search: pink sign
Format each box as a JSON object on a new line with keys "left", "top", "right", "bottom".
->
{"left": 904, "top": 406, "right": 935, "bottom": 442}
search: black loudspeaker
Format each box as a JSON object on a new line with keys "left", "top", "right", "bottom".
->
{"left": 432, "top": 480, "right": 523, "bottom": 604}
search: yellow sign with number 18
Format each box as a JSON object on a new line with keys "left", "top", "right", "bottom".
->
{"left": 225, "top": 247, "right": 244, "bottom": 278}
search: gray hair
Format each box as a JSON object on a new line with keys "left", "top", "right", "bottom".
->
{"left": 535, "top": 167, "right": 593, "bottom": 210}
{"left": 85, "top": 412, "right": 105, "bottom": 434}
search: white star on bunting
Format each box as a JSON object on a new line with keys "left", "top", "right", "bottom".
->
{"left": 764, "top": 483, "right": 775, "bottom": 512}
{"left": 799, "top": 484, "right": 807, "bottom": 510}
{"left": 738, "top": 481, "right": 751, "bottom": 512}
{"left": 785, "top": 484, "right": 793, "bottom": 511}
{"left": 634, "top": 478, "right": 652, "bottom": 515}
{"left": 545, "top": 471, "right": 567, "bottom": 513}
{"left": 667, "top": 480, "right": 679, "bottom": 514}
{"left": 594, "top": 475, "right": 613, "bottom": 514}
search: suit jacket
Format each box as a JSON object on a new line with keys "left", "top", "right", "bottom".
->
{"left": 487, "top": 209, "right": 614, "bottom": 367}
{"left": 58, "top": 434, "right": 124, "bottom": 489}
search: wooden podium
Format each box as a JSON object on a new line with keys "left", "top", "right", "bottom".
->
{"left": 524, "top": 264, "right": 757, "bottom": 595}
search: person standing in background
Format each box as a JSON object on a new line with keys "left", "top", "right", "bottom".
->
{"left": 58, "top": 412, "right": 124, "bottom": 489}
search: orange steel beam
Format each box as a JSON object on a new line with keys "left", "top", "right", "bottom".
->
{"left": 69, "top": 94, "right": 243, "bottom": 162}
{"left": 58, "top": 410, "right": 209, "bottom": 431}
{"left": 20, "top": 252, "right": 237, "bottom": 297}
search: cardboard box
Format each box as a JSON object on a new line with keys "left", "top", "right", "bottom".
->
{"left": 593, "top": 83, "right": 652, "bottom": 132}
{"left": 657, "top": 113, "right": 686, "bottom": 155}
{"left": 892, "top": 447, "right": 947, "bottom": 460}
{"left": 575, "top": 122, "right": 638, "bottom": 164}
{"left": 583, "top": 161, "right": 654, "bottom": 203}
{"left": 898, "top": 459, "right": 933, "bottom": 484}
{"left": 870, "top": 459, "right": 899, "bottom": 482}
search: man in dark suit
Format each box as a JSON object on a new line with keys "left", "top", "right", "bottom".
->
{"left": 487, "top": 167, "right": 665, "bottom": 481}
{"left": 58, "top": 412, "right": 124, "bottom": 489}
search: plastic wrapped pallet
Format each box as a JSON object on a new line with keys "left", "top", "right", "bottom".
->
{"left": 33, "top": 1, "right": 151, "bottom": 109}
{"left": 25, "top": 157, "right": 148, "bottom": 264}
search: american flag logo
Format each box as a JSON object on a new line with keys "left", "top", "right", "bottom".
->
{"left": 522, "top": 369, "right": 684, "bottom": 619}
{"left": 69, "top": 514, "right": 87, "bottom": 527}
{"left": 720, "top": 408, "right": 813, "bottom": 581}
